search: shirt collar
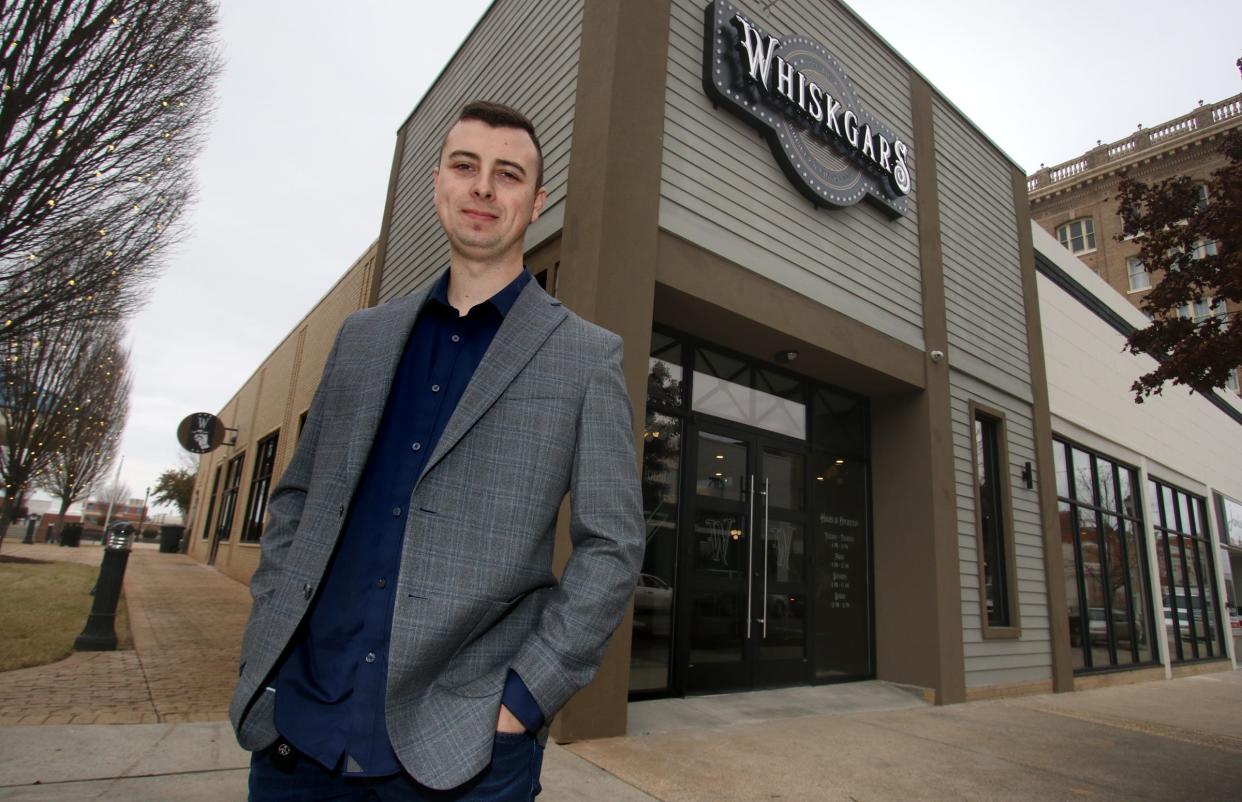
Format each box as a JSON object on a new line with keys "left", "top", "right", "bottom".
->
{"left": 429, "top": 268, "right": 531, "bottom": 318}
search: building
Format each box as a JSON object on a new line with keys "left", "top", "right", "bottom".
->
{"left": 1028, "top": 92, "right": 1242, "bottom": 394}
{"left": 187, "top": 0, "right": 1239, "bottom": 745}
{"left": 81, "top": 497, "right": 148, "bottom": 528}
{"left": 187, "top": 242, "right": 379, "bottom": 569}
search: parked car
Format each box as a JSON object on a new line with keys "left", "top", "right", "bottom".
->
{"left": 1162, "top": 591, "right": 1215, "bottom": 640}
{"left": 634, "top": 573, "right": 673, "bottom": 637}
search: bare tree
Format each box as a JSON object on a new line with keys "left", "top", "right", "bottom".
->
{"left": 95, "top": 479, "right": 132, "bottom": 509}
{"left": 0, "top": 0, "right": 221, "bottom": 343}
{"left": 36, "top": 322, "right": 130, "bottom": 527}
{"left": 1, "top": 315, "right": 120, "bottom": 548}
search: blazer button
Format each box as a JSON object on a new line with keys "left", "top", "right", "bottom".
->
{"left": 337, "top": 504, "right": 345, "bottom": 517}
{"left": 303, "top": 583, "right": 313, "bottom": 600}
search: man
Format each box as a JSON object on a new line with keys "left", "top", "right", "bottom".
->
{"left": 230, "top": 101, "right": 644, "bottom": 800}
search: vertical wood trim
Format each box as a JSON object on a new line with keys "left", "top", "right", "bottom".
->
{"left": 1013, "top": 170, "right": 1074, "bottom": 693}
{"left": 548, "top": 0, "right": 671, "bottom": 742}
{"left": 911, "top": 72, "right": 966, "bottom": 703}
{"left": 371, "top": 127, "right": 407, "bottom": 308}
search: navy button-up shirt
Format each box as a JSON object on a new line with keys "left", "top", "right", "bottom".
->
{"left": 273, "top": 268, "right": 542, "bottom": 776}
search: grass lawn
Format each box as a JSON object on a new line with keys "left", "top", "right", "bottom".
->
{"left": 0, "top": 557, "right": 132, "bottom": 672}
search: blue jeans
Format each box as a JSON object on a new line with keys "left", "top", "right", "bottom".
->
{"left": 248, "top": 731, "right": 544, "bottom": 801}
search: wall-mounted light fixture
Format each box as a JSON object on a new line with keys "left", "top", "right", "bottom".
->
{"left": 775, "top": 349, "right": 799, "bottom": 363}
{"left": 1021, "top": 461, "right": 1034, "bottom": 489}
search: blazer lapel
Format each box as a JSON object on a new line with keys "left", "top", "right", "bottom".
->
{"left": 342, "top": 284, "right": 434, "bottom": 481}
{"left": 420, "top": 281, "right": 568, "bottom": 482}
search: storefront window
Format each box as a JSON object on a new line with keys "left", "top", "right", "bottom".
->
{"left": 1150, "top": 478, "right": 1224, "bottom": 663}
{"left": 1055, "top": 439, "right": 1156, "bottom": 671}
{"left": 631, "top": 410, "right": 682, "bottom": 692}
{"left": 648, "top": 331, "right": 685, "bottom": 410}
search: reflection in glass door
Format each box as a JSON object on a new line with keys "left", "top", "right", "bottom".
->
{"left": 682, "top": 427, "right": 808, "bottom": 692}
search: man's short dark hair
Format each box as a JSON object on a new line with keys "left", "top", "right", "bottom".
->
{"left": 451, "top": 100, "right": 544, "bottom": 189}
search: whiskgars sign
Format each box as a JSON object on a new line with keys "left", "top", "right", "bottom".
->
{"left": 702, "top": 1, "right": 912, "bottom": 218}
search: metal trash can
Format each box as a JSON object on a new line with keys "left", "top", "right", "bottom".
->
{"left": 60, "top": 523, "right": 83, "bottom": 548}
{"left": 158, "top": 524, "right": 185, "bottom": 554}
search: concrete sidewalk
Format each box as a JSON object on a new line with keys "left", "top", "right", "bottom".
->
{"left": 1, "top": 673, "right": 1239, "bottom": 800}
{"left": 2, "top": 542, "right": 1240, "bottom": 800}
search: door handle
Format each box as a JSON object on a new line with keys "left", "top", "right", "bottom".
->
{"left": 762, "top": 476, "right": 770, "bottom": 639}
{"left": 746, "top": 474, "right": 754, "bottom": 640}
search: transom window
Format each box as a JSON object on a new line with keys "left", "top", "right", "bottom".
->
{"left": 1057, "top": 218, "right": 1096, "bottom": 254}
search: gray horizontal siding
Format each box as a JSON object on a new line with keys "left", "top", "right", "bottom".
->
{"left": 950, "top": 370, "right": 1052, "bottom": 688}
{"left": 933, "top": 96, "right": 1031, "bottom": 398}
{"left": 660, "top": 0, "right": 925, "bottom": 349}
{"left": 378, "top": 0, "right": 582, "bottom": 302}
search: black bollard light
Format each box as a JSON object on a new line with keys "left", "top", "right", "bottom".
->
{"left": 75, "top": 523, "right": 135, "bottom": 651}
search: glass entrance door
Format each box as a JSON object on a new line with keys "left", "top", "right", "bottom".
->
{"left": 681, "top": 425, "right": 808, "bottom": 692}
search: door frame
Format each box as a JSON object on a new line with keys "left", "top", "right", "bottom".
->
{"left": 674, "top": 416, "right": 812, "bottom": 693}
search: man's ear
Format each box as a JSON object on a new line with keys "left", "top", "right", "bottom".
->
{"left": 431, "top": 165, "right": 440, "bottom": 186}
{"left": 530, "top": 186, "right": 548, "bottom": 223}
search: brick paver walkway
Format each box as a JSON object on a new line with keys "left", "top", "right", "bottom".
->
{"left": 0, "top": 543, "right": 251, "bottom": 725}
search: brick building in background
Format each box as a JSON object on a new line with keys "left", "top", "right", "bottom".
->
{"left": 81, "top": 498, "right": 148, "bottom": 528}
{"left": 1028, "top": 92, "right": 1242, "bottom": 394}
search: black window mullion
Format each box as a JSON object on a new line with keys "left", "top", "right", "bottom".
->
{"left": 1066, "top": 448, "right": 1093, "bottom": 668}
{"left": 1115, "top": 514, "right": 1141, "bottom": 664}
{"left": 1173, "top": 531, "right": 1199, "bottom": 661}
{"left": 1158, "top": 530, "right": 1181, "bottom": 662}
{"left": 1187, "top": 513, "right": 1213, "bottom": 659}
{"left": 1090, "top": 457, "right": 1118, "bottom": 666}
{"left": 1068, "top": 510, "right": 1090, "bottom": 668}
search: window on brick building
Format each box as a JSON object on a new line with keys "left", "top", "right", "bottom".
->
{"left": 1195, "top": 183, "right": 1209, "bottom": 211}
{"left": 241, "top": 432, "right": 279, "bottom": 543}
{"left": 216, "top": 453, "right": 245, "bottom": 544}
{"left": 1057, "top": 218, "right": 1096, "bottom": 254}
{"left": 1192, "top": 239, "right": 1217, "bottom": 260}
{"left": 1177, "top": 297, "right": 1221, "bottom": 329}
{"left": 1126, "top": 258, "right": 1150, "bottom": 292}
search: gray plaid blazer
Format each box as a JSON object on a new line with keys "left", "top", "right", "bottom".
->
{"left": 228, "top": 275, "right": 644, "bottom": 790}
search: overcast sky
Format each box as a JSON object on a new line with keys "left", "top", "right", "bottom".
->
{"left": 93, "top": 0, "right": 1240, "bottom": 514}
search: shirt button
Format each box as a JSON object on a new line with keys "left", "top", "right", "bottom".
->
{"left": 377, "top": 578, "right": 387, "bottom": 589}
{"left": 392, "top": 507, "right": 401, "bottom": 517}
{"left": 365, "top": 652, "right": 376, "bottom": 664}
{"left": 431, "top": 384, "right": 440, "bottom": 393}
{"left": 411, "top": 442, "right": 421, "bottom": 452}
{"left": 451, "top": 334, "right": 461, "bottom": 343}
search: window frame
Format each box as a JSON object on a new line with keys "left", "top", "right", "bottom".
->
{"left": 1148, "top": 477, "right": 1225, "bottom": 664}
{"left": 1054, "top": 437, "right": 1158, "bottom": 673}
{"left": 240, "top": 430, "right": 280, "bottom": 543}
{"left": 216, "top": 452, "right": 246, "bottom": 544}
{"left": 1056, "top": 217, "right": 1097, "bottom": 255}
{"left": 1125, "top": 257, "right": 1150, "bottom": 293}
{"left": 201, "top": 464, "right": 222, "bottom": 540}
{"left": 969, "top": 401, "right": 1021, "bottom": 639}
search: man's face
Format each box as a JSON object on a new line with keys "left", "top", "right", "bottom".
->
{"left": 433, "top": 119, "right": 547, "bottom": 266}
